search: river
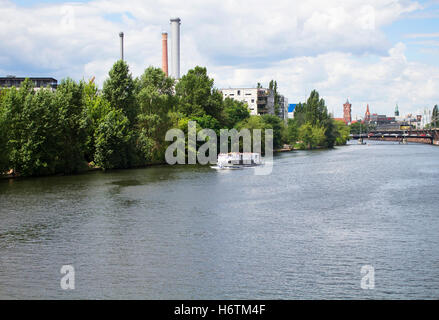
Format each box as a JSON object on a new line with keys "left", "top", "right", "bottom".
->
{"left": 1, "top": 141, "right": 439, "bottom": 299}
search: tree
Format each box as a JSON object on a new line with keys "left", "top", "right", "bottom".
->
{"left": 261, "top": 114, "right": 283, "bottom": 149}
{"left": 269, "top": 80, "right": 280, "bottom": 116}
{"left": 135, "top": 67, "right": 176, "bottom": 163}
{"left": 18, "top": 88, "right": 61, "bottom": 176}
{"left": 83, "top": 81, "right": 112, "bottom": 163}
{"left": 0, "top": 91, "right": 9, "bottom": 173}
{"left": 94, "top": 109, "right": 132, "bottom": 170}
{"left": 2, "top": 79, "right": 34, "bottom": 174}
{"left": 103, "top": 60, "right": 137, "bottom": 124}
{"left": 350, "top": 121, "right": 375, "bottom": 135}
{"left": 55, "top": 79, "right": 88, "bottom": 174}
{"left": 298, "top": 122, "right": 326, "bottom": 149}
{"left": 175, "top": 66, "right": 224, "bottom": 123}
{"left": 236, "top": 115, "right": 270, "bottom": 153}
{"left": 284, "top": 118, "right": 299, "bottom": 146}
{"left": 223, "top": 97, "right": 250, "bottom": 128}
{"left": 432, "top": 105, "right": 439, "bottom": 128}
{"left": 334, "top": 120, "right": 350, "bottom": 145}
{"left": 322, "top": 117, "right": 337, "bottom": 148}
{"left": 294, "top": 90, "right": 329, "bottom": 127}
{"left": 294, "top": 90, "right": 336, "bottom": 148}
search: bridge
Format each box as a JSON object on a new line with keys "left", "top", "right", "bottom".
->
{"left": 351, "top": 128, "right": 439, "bottom": 145}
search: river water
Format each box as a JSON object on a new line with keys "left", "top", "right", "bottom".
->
{"left": 1, "top": 141, "right": 439, "bottom": 299}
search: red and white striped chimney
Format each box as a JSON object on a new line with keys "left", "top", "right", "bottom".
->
{"left": 162, "top": 32, "right": 168, "bottom": 77}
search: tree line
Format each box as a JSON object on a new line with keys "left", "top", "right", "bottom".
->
{"left": 0, "top": 61, "right": 350, "bottom": 177}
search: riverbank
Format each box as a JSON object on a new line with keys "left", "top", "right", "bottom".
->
{"left": 1, "top": 144, "right": 352, "bottom": 180}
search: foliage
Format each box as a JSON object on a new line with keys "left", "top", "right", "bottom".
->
{"left": 349, "top": 121, "right": 376, "bottom": 135}
{"left": 94, "top": 109, "right": 132, "bottom": 170}
{"left": 0, "top": 90, "right": 10, "bottom": 173}
{"left": 293, "top": 90, "right": 337, "bottom": 148}
{"left": 0, "top": 64, "right": 342, "bottom": 177}
{"left": 432, "top": 105, "right": 439, "bottom": 128}
{"left": 223, "top": 97, "right": 250, "bottom": 128}
{"left": 102, "top": 60, "right": 137, "bottom": 124}
{"left": 54, "top": 78, "right": 89, "bottom": 174}
{"left": 135, "top": 67, "right": 176, "bottom": 163}
{"left": 284, "top": 118, "right": 299, "bottom": 145}
{"left": 175, "top": 66, "right": 224, "bottom": 123}
{"left": 334, "top": 120, "right": 350, "bottom": 145}
{"left": 298, "top": 122, "right": 326, "bottom": 149}
{"left": 261, "top": 114, "right": 283, "bottom": 149}
{"left": 269, "top": 80, "right": 280, "bottom": 116}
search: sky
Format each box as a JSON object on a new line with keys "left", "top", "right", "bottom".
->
{"left": 1, "top": 0, "right": 439, "bottom": 118}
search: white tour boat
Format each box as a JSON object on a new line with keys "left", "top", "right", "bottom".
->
{"left": 210, "top": 152, "right": 262, "bottom": 170}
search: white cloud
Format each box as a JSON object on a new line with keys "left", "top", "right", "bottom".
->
{"left": 1, "top": 0, "right": 437, "bottom": 117}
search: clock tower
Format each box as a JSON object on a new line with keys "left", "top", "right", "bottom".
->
{"left": 343, "top": 99, "right": 352, "bottom": 124}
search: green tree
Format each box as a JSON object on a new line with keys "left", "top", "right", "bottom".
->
{"left": 55, "top": 79, "right": 88, "bottom": 174}
{"left": 175, "top": 66, "right": 224, "bottom": 123}
{"left": 298, "top": 122, "right": 326, "bottom": 149}
{"left": 2, "top": 79, "right": 34, "bottom": 174}
{"left": 432, "top": 105, "right": 439, "bottom": 128}
{"left": 83, "top": 81, "right": 112, "bottom": 163}
{"left": 94, "top": 109, "right": 132, "bottom": 170}
{"left": 135, "top": 66, "right": 176, "bottom": 163}
{"left": 284, "top": 118, "right": 299, "bottom": 146}
{"left": 322, "top": 117, "right": 338, "bottom": 148}
{"left": 350, "top": 121, "right": 375, "bottom": 135}
{"left": 19, "top": 88, "right": 61, "bottom": 176}
{"left": 0, "top": 91, "right": 9, "bottom": 173}
{"left": 261, "top": 114, "right": 283, "bottom": 149}
{"left": 236, "top": 115, "right": 270, "bottom": 153}
{"left": 103, "top": 60, "right": 137, "bottom": 124}
{"left": 269, "top": 80, "right": 280, "bottom": 116}
{"left": 294, "top": 90, "right": 329, "bottom": 127}
{"left": 223, "top": 97, "right": 250, "bottom": 128}
{"left": 334, "top": 120, "right": 350, "bottom": 145}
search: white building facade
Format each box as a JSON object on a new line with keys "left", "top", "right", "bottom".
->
{"left": 220, "top": 88, "right": 275, "bottom": 116}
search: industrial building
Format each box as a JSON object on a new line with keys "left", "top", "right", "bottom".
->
{"left": 220, "top": 88, "right": 275, "bottom": 116}
{"left": 0, "top": 76, "right": 57, "bottom": 90}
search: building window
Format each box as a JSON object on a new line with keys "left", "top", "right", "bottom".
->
{"left": 237, "top": 90, "right": 241, "bottom": 95}
{"left": 251, "top": 99, "right": 254, "bottom": 103}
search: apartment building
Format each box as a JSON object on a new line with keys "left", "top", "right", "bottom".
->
{"left": 220, "top": 88, "right": 275, "bottom": 116}
{"left": 0, "top": 76, "right": 58, "bottom": 90}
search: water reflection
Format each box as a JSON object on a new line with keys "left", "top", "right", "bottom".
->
{"left": 1, "top": 142, "right": 439, "bottom": 299}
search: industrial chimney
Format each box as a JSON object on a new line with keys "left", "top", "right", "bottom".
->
{"left": 170, "top": 17, "right": 181, "bottom": 79}
{"left": 119, "top": 32, "right": 124, "bottom": 61}
{"left": 162, "top": 32, "right": 168, "bottom": 77}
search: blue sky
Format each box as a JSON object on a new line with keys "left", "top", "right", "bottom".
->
{"left": 2, "top": 0, "right": 439, "bottom": 118}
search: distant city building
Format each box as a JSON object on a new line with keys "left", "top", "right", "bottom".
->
{"left": 0, "top": 76, "right": 57, "bottom": 90}
{"left": 288, "top": 104, "right": 297, "bottom": 119}
{"left": 343, "top": 99, "right": 352, "bottom": 124}
{"left": 369, "top": 114, "right": 396, "bottom": 125}
{"left": 364, "top": 104, "right": 371, "bottom": 122}
{"left": 220, "top": 88, "right": 275, "bottom": 116}
{"left": 278, "top": 95, "right": 288, "bottom": 122}
{"left": 395, "top": 104, "right": 400, "bottom": 117}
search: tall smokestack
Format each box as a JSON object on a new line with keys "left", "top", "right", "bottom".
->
{"left": 119, "top": 32, "right": 124, "bottom": 61}
{"left": 170, "top": 17, "right": 181, "bottom": 79}
{"left": 162, "top": 32, "right": 168, "bottom": 76}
